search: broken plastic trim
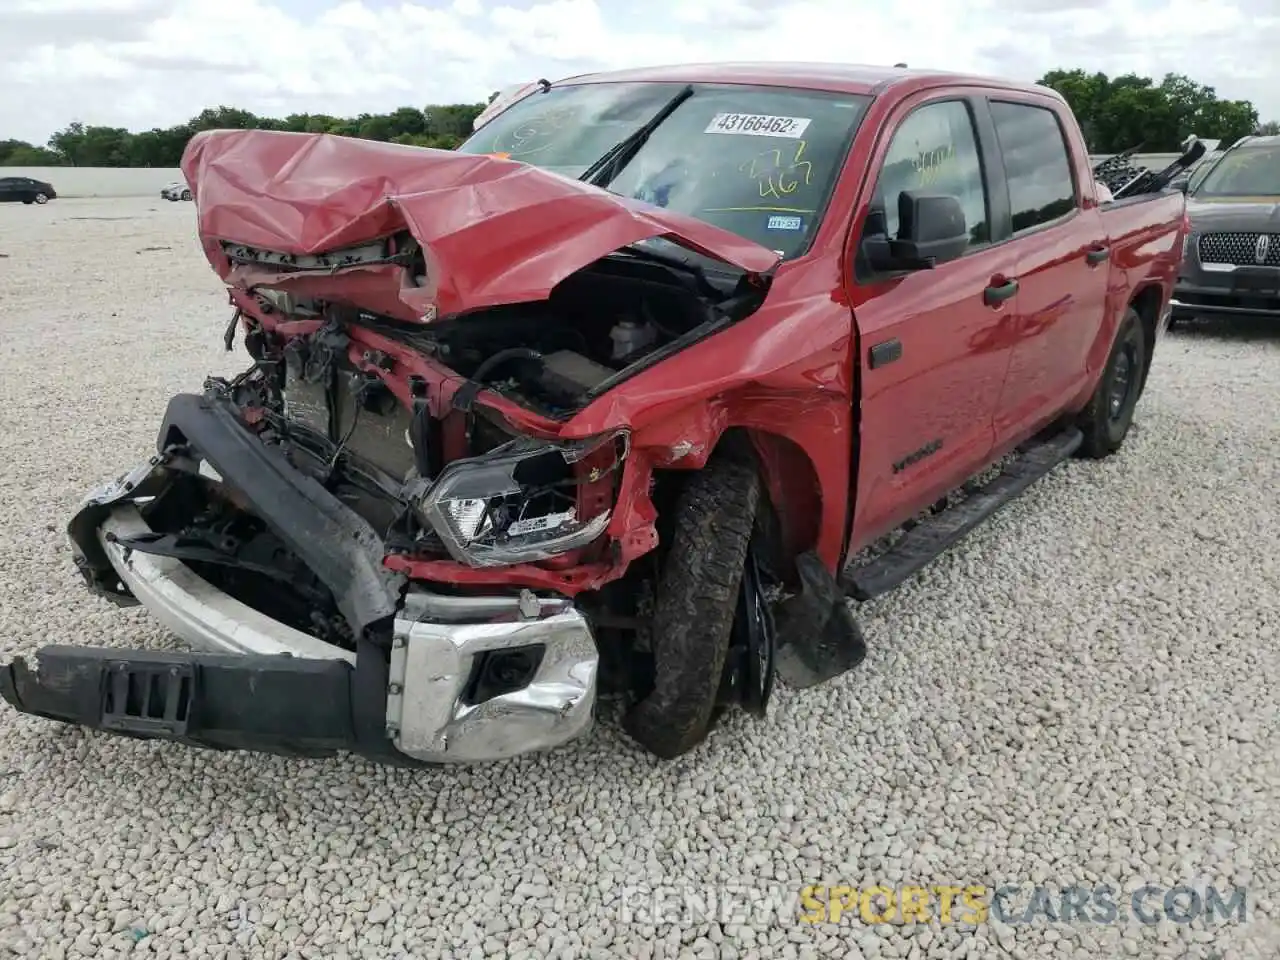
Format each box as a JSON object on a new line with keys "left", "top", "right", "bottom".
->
{"left": 221, "top": 234, "right": 418, "bottom": 272}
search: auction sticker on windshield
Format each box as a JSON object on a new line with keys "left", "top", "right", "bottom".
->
{"left": 704, "top": 113, "right": 812, "bottom": 138}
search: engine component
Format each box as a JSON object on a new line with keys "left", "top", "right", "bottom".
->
{"left": 333, "top": 370, "right": 416, "bottom": 480}
{"left": 609, "top": 318, "right": 657, "bottom": 361}
{"left": 281, "top": 336, "right": 417, "bottom": 481}
{"left": 281, "top": 341, "right": 330, "bottom": 439}
{"left": 537, "top": 350, "right": 615, "bottom": 403}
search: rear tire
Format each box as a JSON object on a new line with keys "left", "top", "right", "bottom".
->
{"left": 1076, "top": 305, "right": 1147, "bottom": 459}
{"left": 623, "top": 447, "right": 761, "bottom": 759}
{"left": 181, "top": 190, "right": 192, "bottom": 201}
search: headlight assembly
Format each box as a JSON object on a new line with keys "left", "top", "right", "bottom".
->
{"left": 415, "top": 429, "right": 629, "bottom": 567}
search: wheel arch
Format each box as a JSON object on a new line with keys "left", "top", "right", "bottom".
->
{"left": 652, "top": 425, "right": 824, "bottom": 586}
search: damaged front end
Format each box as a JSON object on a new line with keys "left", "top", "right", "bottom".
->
{"left": 3, "top": 390, "right": 598, "bottom": 764}
{"left": 1, "top": 128, "right": 789, "bottom": 764}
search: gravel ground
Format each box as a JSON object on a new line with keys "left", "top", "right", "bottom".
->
{"left": 1, "top": 197, "right": 1278, "bottom": 960}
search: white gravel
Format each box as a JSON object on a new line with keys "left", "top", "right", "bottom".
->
{"left": 2, "top": 197, "right": 1279, "bottom": 960}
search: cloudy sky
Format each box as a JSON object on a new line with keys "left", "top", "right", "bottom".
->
{"left": 1, "top": 0, "right": 1276, "bottom": 146}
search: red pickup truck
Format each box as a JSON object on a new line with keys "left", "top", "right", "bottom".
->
{"left": 2, "top": 63, "right": 1189, "bottom": 765}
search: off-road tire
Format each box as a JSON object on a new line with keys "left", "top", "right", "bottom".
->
{"left": 1076, "top": 305, "right": 1147, "bottom": 459}
{"left": 623, "top": 449, "right": 761, "bottom": 759}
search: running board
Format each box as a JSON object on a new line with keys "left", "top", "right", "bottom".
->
{"left": 841, "top": 427, "right": 1083, "bottom": 601}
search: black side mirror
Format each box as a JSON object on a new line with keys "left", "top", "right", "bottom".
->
{"left": 862, "top": 190, "right": 970, "bottom": 272}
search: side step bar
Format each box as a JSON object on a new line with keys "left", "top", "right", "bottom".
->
{"left": 841, "top": 427, "right": 1083, "bottom": 601}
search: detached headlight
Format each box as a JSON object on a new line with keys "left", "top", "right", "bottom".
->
{"left": 416, "top": 429, "right": 629, "bottom": 567}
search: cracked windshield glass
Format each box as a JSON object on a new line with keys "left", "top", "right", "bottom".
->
{"left": 457, "top": 82, "right": 872, "bottom": 260}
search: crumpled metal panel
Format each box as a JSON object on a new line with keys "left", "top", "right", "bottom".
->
{"left": 180, "top": 129, "right": 780, "bottom": 323}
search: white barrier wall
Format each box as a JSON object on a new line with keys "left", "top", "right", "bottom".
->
{"left": 2, "top": 167, "right": 184, "bottom": 199}
{"left": 5, "top": 155, "right": 1195, "bottom": 201}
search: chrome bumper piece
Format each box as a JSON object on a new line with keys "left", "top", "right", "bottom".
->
{"left": 93, "top": 503, "right": 598, "bottom": 763}
{"left": 387, "top": 591, "right": 597, "bottom": 763}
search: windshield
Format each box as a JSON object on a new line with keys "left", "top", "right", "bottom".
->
{"left": 456, "top": 81, "right": 872, "bottom": 260}
{"left": 1192, "top": 145, "right": 1280, "bottom": 198}
{"left": 1185, "top": 152, "right": 1221, "bottom": 193}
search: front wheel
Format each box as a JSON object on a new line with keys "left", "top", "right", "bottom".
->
{"left": 1076, "top": 305, "right": 1147, "bottom": 459}
{"left": 623, "top": 448, "right": 761, "bottom": 758}
{"left": 33, "top": 193, "right": 48, "bottom": 204}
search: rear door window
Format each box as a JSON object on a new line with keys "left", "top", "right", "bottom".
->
{"left": 989, "top": 101, "right": 1077, "bottom": 233}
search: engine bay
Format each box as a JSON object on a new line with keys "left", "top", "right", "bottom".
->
{"left": 104, "top": 243, "right": 770, "bottom": 644}
{"left": 331, "top": 247, "right": 765, "bottom": 419}
{"left": 414, "top": 254, "right": 727, "bottom": 414}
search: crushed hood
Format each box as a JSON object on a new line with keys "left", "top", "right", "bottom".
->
{"left": 181, "top": 129, "right": 781, "bottom": 322}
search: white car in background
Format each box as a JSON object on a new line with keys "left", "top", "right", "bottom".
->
{"left": 160, "top": 181, "right": 192, "bottom": 201}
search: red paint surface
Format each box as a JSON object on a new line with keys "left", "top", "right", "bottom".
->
{"left": 182, "top": 129, "right": 779, "bottom": 324}
{"left": 184, "top": 66, "right": 1186, "bottom": 596}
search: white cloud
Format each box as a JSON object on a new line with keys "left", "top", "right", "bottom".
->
{"left": 0, "top": 0, "right": 1276, "bottom": 146}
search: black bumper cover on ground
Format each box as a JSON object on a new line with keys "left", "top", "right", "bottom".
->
{"left": 2, "top": 646, "right": 353, "bottom": 757}
{"left": 0, "top": 638, "right": 424, "bottom": 766}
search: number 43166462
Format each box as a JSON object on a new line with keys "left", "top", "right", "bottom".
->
{"left": 704, "top": 113, "right": 812, "bottom": 138}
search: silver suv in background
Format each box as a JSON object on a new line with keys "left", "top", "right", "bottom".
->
{"left": 1174, "top": 135, "right": 1280, "bottom": 323}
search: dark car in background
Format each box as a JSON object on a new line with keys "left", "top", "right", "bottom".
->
{"left": 1174, "top": 135, "right": 1280, "bottom": 323}
{"left": 0, "top": 176, "right": 56, "bottom": 204}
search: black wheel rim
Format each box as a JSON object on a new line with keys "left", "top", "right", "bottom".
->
{"left": 734, "top": 550, "right": 776, "bottom": 717}
{"left": 1108, "top": 345, "right": 1135, "bottom": 422}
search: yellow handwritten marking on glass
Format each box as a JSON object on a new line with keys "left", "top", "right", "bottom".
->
{"left": 701, "top": 206, "right": 815, "bottom": 214}
{"left": 493, "top": 107, "right": 578, "bottom": 158}
{"left": 738, "top": 140, "right": 814, "bottom": 200}
{"left": 912, "top": 143, "right": 956, "bottom": 187}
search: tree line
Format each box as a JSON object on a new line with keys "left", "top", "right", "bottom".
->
{"left": 1037, "top": 70, "right": 1261, "bottom": 152}
{"left": 0, "top": 69, "right": 1273, "bottom": 168}
{"left": 0, "top": 102, "right": 488, "bottom": 167}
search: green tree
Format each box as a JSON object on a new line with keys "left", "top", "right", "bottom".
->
{"left": 0, "top": 139, "right": 63, "bottom": 165}
{"left": 1038, "top": 69, "right": 1259, "bottom": 152}
{"left": 24, "top": 101, "right": 485, "bottom": 167}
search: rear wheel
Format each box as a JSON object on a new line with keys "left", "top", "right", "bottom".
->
{"left": 181, "top": 189, "right": 192, "bottom": 201}
{"left": 623, "top": 447, "right": 761, "bottom": 758}
{"left": 1076, "top": 305, "right": 1147, "bottom": 459}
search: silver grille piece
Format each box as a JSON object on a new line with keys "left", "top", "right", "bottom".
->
{"left": 1198, "top": 232, "right": 1280, "bottom": 267}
